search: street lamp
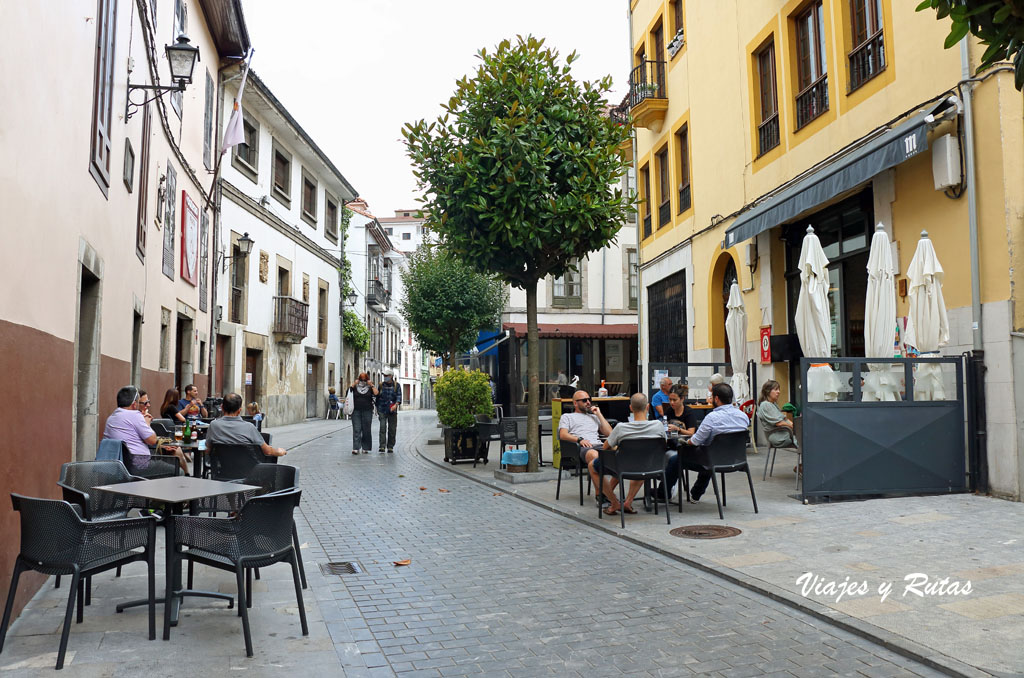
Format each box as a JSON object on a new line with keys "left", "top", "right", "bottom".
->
{"left": 125, "top": 34, "right": 201, "bottom": 120}
{"left": 219, "top": 232, "right": 254, "bottom": 272}
{"left": 346, "top": 290, "right": 358, "bottom": 307}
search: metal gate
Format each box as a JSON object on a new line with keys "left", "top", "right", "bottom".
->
{"left": 799, "top": 356, "right": 968, "bottom": 499}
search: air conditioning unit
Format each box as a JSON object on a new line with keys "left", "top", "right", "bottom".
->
{"left": 932, "top": 133, "right": 960, "bottom": 191}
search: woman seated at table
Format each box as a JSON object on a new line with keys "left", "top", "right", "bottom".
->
{"left": 665, "top": 384, "right": 701, "bottom": 436}
{"left": 756, "top": 380, "right": 797, "bottom": 449}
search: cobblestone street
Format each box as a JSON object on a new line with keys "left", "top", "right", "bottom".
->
{"left": 295, "top": 412, "right": 948, "bottom": 678}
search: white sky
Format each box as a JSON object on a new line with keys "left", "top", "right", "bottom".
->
{"left": 241, "top": 0, "right": 630, "bottom": 214}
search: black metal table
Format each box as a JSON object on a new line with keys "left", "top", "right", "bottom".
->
{"left": 93, "top": 476, "right": 259, "bottom": 638}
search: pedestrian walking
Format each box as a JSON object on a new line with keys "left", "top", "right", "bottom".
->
{"left": 348, "top": 372, "right": 377, "bottom": 455}
{"left": 376, "top": 368, "right": 402, "bottom": 453}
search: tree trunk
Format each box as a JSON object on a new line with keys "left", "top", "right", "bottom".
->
{"left": 525, "top": 281, "right": 540, "bottom": 472}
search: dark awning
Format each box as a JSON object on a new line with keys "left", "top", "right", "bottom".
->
{"left": 724, "top": 112, "right": 931, "bottom": 248}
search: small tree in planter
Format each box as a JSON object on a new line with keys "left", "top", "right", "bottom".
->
{"left": 434, "top": 369, "right": 493, "bottom": 463}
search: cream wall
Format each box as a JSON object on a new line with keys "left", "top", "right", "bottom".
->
{"left": 0, "top": 0, "right": 219, "bottom": 374}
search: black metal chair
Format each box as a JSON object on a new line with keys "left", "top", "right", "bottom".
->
{"left": 150, "top": 420, "right": 174, "bottom": 437}
{"left": 500, "top": 417, "right": 546, "bottom": 467}
{"left": 678, "top": 431, "right": 758, "bottom": 519}
{"left": 208, "top": 443, "right": 269, "bottom": 482}
{"left": 116, "top": 438, "right": 181, "bottom": 480}
{"left": 555, "top": 440, "right": 592, "bottom": 505}
{"left": 474, "top": 414, "right": 499, "bottom": 468}
{"left": 172, "top": 489, "right": 308, "bottom": 657}
{"left": 597, "top": 438, "right": 671, "bottom": 528}
{"left": 0, "top": 494, "right": 157, "bottom": 670}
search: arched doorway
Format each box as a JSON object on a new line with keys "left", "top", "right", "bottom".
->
{"left": 721, "top": 258, "right": 738, "bottom": 365}
{"left": 708, "top": 252, "right": 739, "bottom": 359}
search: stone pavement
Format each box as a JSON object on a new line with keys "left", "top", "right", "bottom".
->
{"left": 418, "top": 413, "right": 1024, "bottom": 677}
{"left": 0, "top": 412, "right": 1005, "bottom": 676}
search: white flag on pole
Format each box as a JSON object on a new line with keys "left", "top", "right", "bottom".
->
{"left": 220, "top": 48, "right": 254, "bottom": 155}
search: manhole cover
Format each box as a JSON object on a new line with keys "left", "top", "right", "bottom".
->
{"left": 320, "top": 561, "right": 363, "bottom": 575}
{"left": 670, "top": 525, "right": 742, "bottom": 539}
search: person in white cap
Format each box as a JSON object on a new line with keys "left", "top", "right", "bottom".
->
{"left": 376, "top": 367, "right": 402, "bottom": 453}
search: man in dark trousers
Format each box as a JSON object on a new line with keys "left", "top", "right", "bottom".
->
{"left": 376, "top": 368, "right": 402, "bottom": 453}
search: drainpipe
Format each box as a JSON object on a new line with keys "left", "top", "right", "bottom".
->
{"left": 960, "top": 37, "right": 987, "bottom": 493}
{"left": 208, "top": 60, "right": 232, "bottom": 398}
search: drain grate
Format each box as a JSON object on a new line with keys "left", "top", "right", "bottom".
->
{"left": 320, "top": 561, "right": 364, "bottom": 575}
{"left": 670, "top": 525, "right": 742, "bottom": 539}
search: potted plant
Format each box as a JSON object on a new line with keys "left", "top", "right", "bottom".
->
{"left": 434, "top": 368, "right": 493, "bottom": 463}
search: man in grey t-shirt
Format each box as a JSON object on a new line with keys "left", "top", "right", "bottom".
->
{"left": 600, "top": 393, "right": 666, "bottom": 515}
{"left": 207, "top": 393, "right": 287, "bottom": 458}
{"left": 558, "top": 390, "right": 612, "bottom": 500}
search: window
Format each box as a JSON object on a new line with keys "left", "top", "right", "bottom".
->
{"left": 671, "top": 0, "right": 684, "bottom": 36}
{"left": 301, "top": 170, "right": 317, "bottom": 226}
{"left": 232, "top": 111, "right": 259, "bottom": 181}
{"left": 229, "top": 233, "right": 248, "bottom": 324}
{"left": 170, "top": 0, "right": 186, "bottom": 117}
{"left": 162, "top": 162, "right": 177, "bottom": 279}
{"left": 402, "top": 232, "right": 411, "bottom": 241}
{"left": 271, "top": 141, "right": 291, "bottom": 205}
{"left": 325, "top": 195, "right": 339, "bottom": 242}
{"left": 123, "top": 140, "right": 135, "bottom": 192}
{"left": 756, "top": 41, "right": 780, "bottom": 155}
{"left": 136, "top": 104, "right": 152, "bottom": 260}
{"left": 795, "top": 1, "right": 829, "bottom": 129}
{"left": 89, "top": 0, "right": 117, "bottom": 196}
{"left": 675, "top": 125, "right": 691, "bottom": 213}
{"left": 648, "top": 271, "right": 687, "bottom": 363}
{"left": 385, "top": 227, "right": 393, "bottom": 235}
{"left": 277, "top": 266, "right": 290, "bottom": 297}
{"left": 656, "top": 146, "right": 670, "bottom": 229}
{"left": 199, "top": 210, "right": 209, "bottom": 312}
{"left": 199, "top": 339, "right": 207, "bottom": 373}
{"left": 203, "top": 70, "right": 214, "bottom": 170}
{"left": 159, "top": 308, "right": 171, "bottom": 370}
{"left": 318, "top": 285, "right": 328, "bottom": 344}
{"left": 848, "top": 0, "right": 885, "bottom": 91}
{"left": 131, "top": 311, "right": 143, "bottom": 385}
{"left": 552, "top": 259, "right": 582, "bottom": 308}
{"left": 640, "top": 164, "right": 652, "bottom": 238}
{"left": 652, "top": 21, "right": 664, "bottom": 59}
{"left": 627, "top": 249, "right": 638, "bottom": 310}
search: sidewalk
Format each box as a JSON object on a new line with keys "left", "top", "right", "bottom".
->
{"left": 417, "top": 413, "right": 1024, "bottom": 677}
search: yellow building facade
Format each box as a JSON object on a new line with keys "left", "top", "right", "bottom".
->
{"left": 628, "top": 0, "right": 1024, "bottom": 499}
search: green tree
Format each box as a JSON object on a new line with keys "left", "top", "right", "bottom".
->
{"left": 400, "top": 245, "right": 506, "bottom": 368}
{"left": 403, "top": 35, "right": 633, "bottom": 470}
{"left": 916, "top": 0, "right": 1024, "bottom": 89}
{"left": 343, "top": 309, "right": 370, "bottom": 353}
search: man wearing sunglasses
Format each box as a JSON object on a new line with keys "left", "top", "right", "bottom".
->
{"left": 103, "top": 385, "right": 187, "bottom": 472}
{"left": 558, "top": 390, "right": 612, "bottom": 506}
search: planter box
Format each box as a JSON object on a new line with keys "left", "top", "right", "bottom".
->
{"left": 442, "top": 427, "right": 481, "bottom": 465}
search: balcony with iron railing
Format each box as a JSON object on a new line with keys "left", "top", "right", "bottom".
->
{"left": 658, "top": 199, "right": 671, "bottom": 229}
{"left": 678, "top": 183, "right": 692, "bottom": 213}
{"left": 643, "top": 212, "right": 652, "bottom": 239}
{"left": 272, "top": 296, "right": 309, "bottom": 343}
{"left": 795, "top": 75, "right": 829, "bottom": 131}
{"left": 758, "top": 112, "right": 780, "bottom": 156}
{"left": 848, "top": 30, "right": 885, "bottom": 92}
{"left": 366, "top": 278, "right": 390, "bottom": 312}
{"left": 628, "top": 60, "right": 668, "bottom": 130}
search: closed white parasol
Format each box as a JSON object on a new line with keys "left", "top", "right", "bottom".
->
{"left": 795, "top": 226, "right": 838, "bottom": 401}
{"left": 903, "top": 231, "right": 949, "bottom": 400}
{"left": 725, "top": 282, "right": 749, "bottom": 402}
{"left": 863, "top": 224, "right": 900, "bottom": 401}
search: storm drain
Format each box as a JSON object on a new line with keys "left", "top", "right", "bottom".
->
{"left": 320, "top": 561, "right": 364, "bottom": 575}
{"left": 670, "top": 525, "right": 742, "bottom": 539}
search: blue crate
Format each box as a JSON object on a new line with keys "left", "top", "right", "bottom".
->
{"left": 501, "top": 449, "right": 529, "bottom": 466}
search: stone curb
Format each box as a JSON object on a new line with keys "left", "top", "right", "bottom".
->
{"left": 415, "top": 444, "right": 993, "bottom": 678}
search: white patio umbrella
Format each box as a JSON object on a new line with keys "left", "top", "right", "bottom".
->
{"left": 903, "top": 230, "right": 949, "bottom": 400}
{"left": 794, "top": 226, "right": 838, "bottom": 401}
{"left": 725, "top": 282, "right": 749, "bottom": 402}
{"left": 863, "top": 224, "right": 900, "bottom": 401}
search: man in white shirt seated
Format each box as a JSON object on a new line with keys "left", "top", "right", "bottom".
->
{"left": 600, "top": 393, "right": 665, "bottom": 515}
{"left": 558, "top": 390, "right": 612, "bottom": 503}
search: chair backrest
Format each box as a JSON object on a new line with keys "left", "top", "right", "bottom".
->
{"left": 705, "top": 431, "right": 750, "bottom": 468}
{"left": 150, "top": 421, "right": 173, "bottom": 437}
{"left": 123, "top": 452, "right": 179, "bottom": 479}
{"left": 500, "top": 417, "right": 527, "bottom": 445}
{"left": 151, "top": 418, "right": 175, "bottom": 429}
{"left": 236, "top": 488, "right": 301, "bottom": 557}
{"left": 559, "top": 440, "right": 581, "bottom": 470}
{"left": 59, "top": 460, "right": 134, "bottom": 519}
{"left": 474, "top": 414, "right": 491, "bottom": 424}
{"left": 244, "top": 463, "right": 298, "bottom": 495}
{"left": 97, "top": 438, "right": 126, "bottom": 461}
{"left": 209, "top": 443, "right": 266, "bottom": 481}
{"left": 614, "top": 437, "right": 669, "bottom": 475}
{"left": 260, "top": 431, "right": 272, "bottom": 445}
{"left": 11, "top": 494, "right": 84, "bottom": 566}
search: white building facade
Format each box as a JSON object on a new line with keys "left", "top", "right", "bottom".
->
{"left": 215, "top": 71, "right": 357, "bottom": 424}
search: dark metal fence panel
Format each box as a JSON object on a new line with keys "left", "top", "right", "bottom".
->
{"left": 800, "top": 356, "right": 967, "bottom": 499}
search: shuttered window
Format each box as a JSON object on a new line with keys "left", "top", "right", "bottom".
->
{"left": 203, "top": 70, "right": 214, "bottom": 170}
{"left": 136, "top": 104, "right": 152, "bottom": 260}
{"left": 199, "top": 210, "right": 209, "bottom": 311}
{"left": 162, "top": 162, "right": 177, "bottom": 279}
{"left": 89, "top": 0, "right": 118, "bottom": 196}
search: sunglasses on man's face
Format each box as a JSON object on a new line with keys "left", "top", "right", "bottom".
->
{"left": 139, "top": 401, "right": 150, "bottom": 407}
{"left": 574, "top": 398, "right": 591, "bottom": 403}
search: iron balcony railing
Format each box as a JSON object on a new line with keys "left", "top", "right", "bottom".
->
{"left": 609, "top": 107, "right": 629, "bottom": 126}
{"left": 628, "top": 60, "right": 667, "bottom": 108}
{"left": 848, "top": 30, "right": 885, "bottom": 92}
{"left": 758, "top": 113, "right": 780, "bottom": 156}
{"left": 795, "top": 74, "right": 829, "bottom": 130}
{"left": 366, "top": 278, "right": 390, "bottom": 312}
{"left": 272, "top": 296, "right": 309, "bottom": 343}
{"left": 678, "top": 183, "right": 692, "bottom": 212}
{"left": 643, "top": 213, "right": 652, "bottom": 239}
{"left": 658, "top": 199, "right": 671, "bottom": 229}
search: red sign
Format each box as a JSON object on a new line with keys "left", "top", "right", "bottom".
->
{"left": 760, "top": 326, "right": 772, "bottom": 363}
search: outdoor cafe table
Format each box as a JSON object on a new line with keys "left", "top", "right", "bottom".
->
{"left": 93, "top": 476, "right": 259, "bottom": 638}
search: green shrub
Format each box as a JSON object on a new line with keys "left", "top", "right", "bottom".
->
{"left": 434, "top": 369, "right": 493, "bottom": 429}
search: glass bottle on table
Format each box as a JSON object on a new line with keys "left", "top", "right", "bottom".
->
{"left": 183, "top": 418, "right": 190, "bottom": 441}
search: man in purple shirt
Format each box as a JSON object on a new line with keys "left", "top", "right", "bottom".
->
{"left": 103, "top": 385, "right": 186, "bottom": 471}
